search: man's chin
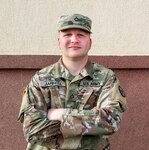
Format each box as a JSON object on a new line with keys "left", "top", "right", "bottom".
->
{"left": 68, "top": 54, "right": 88, "bottom": 60}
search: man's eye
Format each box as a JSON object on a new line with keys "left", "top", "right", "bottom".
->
{"left": 64, "top": 34, "right": 71, "bottom": 37}
{"left": 78, "top": 34, "right": 84, "bottom": 37}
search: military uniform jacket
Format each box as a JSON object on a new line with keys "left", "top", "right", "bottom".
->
{"left": 18, "top": 58, "right": 127, "bottom": 150}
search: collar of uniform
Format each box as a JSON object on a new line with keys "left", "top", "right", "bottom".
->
{"left": 54, "top": 58, "right": 94, "bottom": 80}
{"left": 54, "top": 58, "right": 74, "bottom": 80}
{"left": 79, "top": 60, "right": 94, "bottom": 78}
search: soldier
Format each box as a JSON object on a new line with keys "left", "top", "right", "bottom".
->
{"left": 18, "top": 14, "right": 127, "bottom": 150}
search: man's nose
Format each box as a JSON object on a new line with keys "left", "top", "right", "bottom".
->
{"left": 71, "top": 35, "right": 79, "bottom": 43}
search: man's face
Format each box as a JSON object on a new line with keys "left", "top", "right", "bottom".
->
{"left": 58, "top": 28, "right": 92, "bottom": 60}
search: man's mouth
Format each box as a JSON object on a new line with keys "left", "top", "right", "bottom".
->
{"left": 69, "top": 46, "right": 81, "bottom": 49}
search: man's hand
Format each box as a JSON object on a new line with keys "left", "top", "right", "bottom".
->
{"left": 47, "top": 108, "right": 65, "bottom": 121}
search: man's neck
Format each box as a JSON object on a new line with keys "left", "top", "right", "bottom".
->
{"left": 62, "top": 56, "right": 88, "bottom": 76}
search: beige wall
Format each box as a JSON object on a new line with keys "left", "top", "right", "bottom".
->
{"left": 0, "top": 0, "right": 149, "bottom": 55}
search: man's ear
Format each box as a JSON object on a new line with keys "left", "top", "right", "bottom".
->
{"left": 89, "top": 38, "right": 92, "bottom": 50}
{"left": 58, "top": 37, "right": 60, "bottom": 49}
{"left": 58, "top": 33, "right": 61, "bottom": 49}
{"left": 57, "top": 36, "right": 61, "bottom": 49}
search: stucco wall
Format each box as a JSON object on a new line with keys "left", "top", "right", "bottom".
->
{"left": 0, "top": 55, "right": 149, "bottom": 150}
{"left": 0, "top": 0, "right": 149, "bottom": 55}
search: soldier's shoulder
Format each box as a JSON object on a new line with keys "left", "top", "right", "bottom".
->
{"left": 34, "top": 62, "right": 57, "bottom": 80}
{"left": 92, "top": 62, "right": 114, "bottom": 75}
{"left": 39, "top": 63, "right": 56, "bottom": 74}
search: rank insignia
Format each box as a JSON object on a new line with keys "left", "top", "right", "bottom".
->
{"left": 74, "top": 17, "right": 79, "bottom": 21}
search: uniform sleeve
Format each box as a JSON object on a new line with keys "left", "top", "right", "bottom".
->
{"left": 17, "top": 75, "right": 61, "bottom": 146}
{"left": 60, "top": 73, "right": 127, "bottom": 138}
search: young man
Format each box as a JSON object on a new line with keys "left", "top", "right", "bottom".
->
{"left": 18, "top": 14, "right": 127, "bottom": 150}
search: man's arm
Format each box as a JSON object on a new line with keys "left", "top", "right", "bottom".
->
{"left": 59, "top": 75, "right": 127, "bottom": 138}
{"left": 18, "top": 76, "right": 62, "bottom": 146}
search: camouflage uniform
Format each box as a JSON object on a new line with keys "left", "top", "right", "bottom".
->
{"left": 18, "top": 58, "right": 127, "bottom": 150}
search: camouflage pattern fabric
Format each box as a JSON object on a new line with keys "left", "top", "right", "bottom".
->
{"left": 18, "top": 58, "right": 127, "bottom": 150}
{"left": 57, "top": 14, "right": 92, "bottom": 33}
